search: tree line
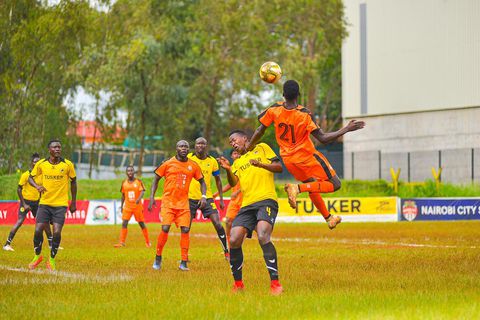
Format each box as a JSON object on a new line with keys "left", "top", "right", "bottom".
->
{"left": 0, "top": 0, "right": 346, "bottom": 174}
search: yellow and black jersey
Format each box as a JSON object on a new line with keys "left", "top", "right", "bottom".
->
{"left": 231, "top": 143, "right": 278, "bottom": 207}
{"left": 187, "top": 153, "right": 220, "bottom": 200}
{"left": 18, "top": 170, "right": 41, "bottom": 201}
{"left": 30, "top": 158, "right": 76, "bottom": 207}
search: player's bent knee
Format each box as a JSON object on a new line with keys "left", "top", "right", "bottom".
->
{"left": 257, "top": 233, "right": 271, "bottom": 245}
{"left": 161, "top": 225, "right": 171, "bottom": 233}
{"left": 331, "top": 176, "right": 341, "bottom": 191}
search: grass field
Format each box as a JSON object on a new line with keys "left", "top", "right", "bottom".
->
{"left": 1, "top": 222, "right": 480, "bottom": 319}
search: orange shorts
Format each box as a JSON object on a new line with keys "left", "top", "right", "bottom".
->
{"left": 226, "top": 201, "right": 241, "bottom": 220}
{"left": 160, "top": 207, "right": 191, "bottom": 228}
{"left": 122, "top": 206, "right": 144, "bottom": 222}
{"left": 284, "top": 151, "right": 337, "bottom": 182}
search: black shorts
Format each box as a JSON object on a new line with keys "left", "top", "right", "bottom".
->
{"left": 19, "top": 200, "right": 39, "bottom": 218}
{"left": 189, "top": 198, "right": 218, "bottom": 219}
{"left": 36, "top": 205, "right": 68, "bottom": 225}
{"left": 232, "top": 199, "right": 278, "bottom": 238}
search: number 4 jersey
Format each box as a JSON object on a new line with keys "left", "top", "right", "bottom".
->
{"left": 258, "top": 101, "right": 319, "bottom": 160}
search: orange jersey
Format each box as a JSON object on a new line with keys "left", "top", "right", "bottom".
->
{"left": 258, "top": 102, "right": 319, "bottom": 160}
{"left": 121, "top": 178, "right": 145, "bottom": 210}
{"left": 229, "top": 183, "right": 243, "bottom": 207}
{"left": 154, "top": 157, "right": 203, "bottom": 210}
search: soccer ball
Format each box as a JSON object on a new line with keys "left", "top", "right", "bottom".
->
{"left": 259, "top": 61, "right": 282, "bottom": 83}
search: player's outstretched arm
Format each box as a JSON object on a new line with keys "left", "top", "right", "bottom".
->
{"left": 217, "top": 156, "right": 239, "bottom": 187}
{"left": 70, "top": 178, "right": 77, "bottom": 213}
{"left": 213, "top": 183, "right": 232, "bottom": 198}
{"left": 148, "top": 175, "right": 161, "bottom": 211}
{"left": 136, "top": 190, "right": 145, "bottom": 205}
{"left": 249, "top": 159, "right": 283, "bottom": 173}
{"left": 214, "top": 175, "right": 225, "bottom": 210}
{"left": 198, "top": 178, "right": 207, "bottom": 209}
{"left": 311, "top": 120, "right": 365, "bottom": 145}
{"left": 28, "top": 175, "right": 46, "bottom": 194}
{"left": 17, "top": 186, "right": 31, "bottom": 212}
{"left": 246, "top": 124, "right": 267, "bottom": 151}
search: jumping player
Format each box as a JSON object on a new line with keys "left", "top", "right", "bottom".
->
{"left": 247, "top": 80, "right": 365, "bottom": 229}
{"left": 213, "top": 149, "right": 242, "bottom": 247}
{"left": 149, "top": 140, "right": 207, "bottom": 271}
{"left": 114, "top": 165, "right": 150, "bottom": 248}
{"left": 218, "top": 130, "right": 283, "bottom": 295}
{"left": 188, "top": 137, "right": 228, "bottom": 259}
{"left": 3, "top": 153, "right": 53, "bottom": 251}
{"left": 27, "top": 140, "right": 77, "bottom": 271}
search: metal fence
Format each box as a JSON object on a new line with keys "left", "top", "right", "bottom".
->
{"left": 345, "top": 148, "right": 480, "bottom": 184}
{"left": 72, "top": 146, "right": 345, "bottom": 181}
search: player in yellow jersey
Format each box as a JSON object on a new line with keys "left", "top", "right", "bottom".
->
{"left": 213, "top": 149, "right": 242, "bottom": 247}
{"left": 218, "top": 130, "right": 284, "bottom": 295}
{"left": 3, "top": 153, "right": 53, "bottom": 251}
{"left": 27, "top": 139, "right": 77, "bottom": 271}
{"left": 188, "top": 137, "right": 229, "bottom": 259}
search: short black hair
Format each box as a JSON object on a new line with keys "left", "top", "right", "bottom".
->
{"left": 283, "top": 80, "right": 300, "bottom": 100}
{"left": 47, "top": 139, "right": 61, "bottom": 148}
{"left": 126, "top": 165, "right": 134, "bottom": 170}
{"left": 31, "top": 153, "right": 40, "bottom": 161}
{"left": 228, "top": 129, "right": 247, "bottom": 137}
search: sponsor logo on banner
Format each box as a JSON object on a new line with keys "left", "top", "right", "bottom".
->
{"left": 279, "top": 197, "right": 397, "bottom": 216}
{"left": 402, "top": 200, "right": 418, "bottom": 221}
{"left": 93, "top": 205, "right": 109, "bottom": 221}
{"left": 85, "top": 201, "right": 115, "bottom": 225}
{"left": 277, "top": 197, "right": 398, "bottom": 223}
{"left": 400, "top": 198, "right": 480, "bottom": 221}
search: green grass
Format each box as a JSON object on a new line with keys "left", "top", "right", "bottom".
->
{"left": 1, "top": 173, "right": 479, "bottom": 201}
{"left": 1, "top": 222, "right": 479, "bottom": 319}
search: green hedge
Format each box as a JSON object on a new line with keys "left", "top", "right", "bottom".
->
{"left": 1, "top": 174, "right": 479, "bottom": 201}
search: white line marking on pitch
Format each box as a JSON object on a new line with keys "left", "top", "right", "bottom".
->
{"left": 177, "top": 233, "right": 479, "bottom": 249}
{"left": 0, "top": 265, "right": 133, "bottom": 285}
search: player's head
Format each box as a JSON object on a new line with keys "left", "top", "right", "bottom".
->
{"left": 126, "top": 165, "right": 135, "bottom": 179}
{"left": 31, "top": 152, "right": 40, "bottom": 168}
{"left": 283, "top": 80, "right": 300, "bottom": 101}
{"left": 228, "top": 130, "right": 248, "bottom": 154}
{"left": 230, "top": 148, "right": 241, "bottom": 161}
{"left": 194, "top": 137, "right": 207, "bottom": 156}
{"left": 47, "top": 139, "right": 62, "bottom": 158}
{"left": 176, "top": 140, "right": 190, "bottom": 159}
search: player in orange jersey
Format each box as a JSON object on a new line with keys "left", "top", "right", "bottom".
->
{"left": 247, "top": 80, "right": 365, "bottom": 229}
{"left": 148, "top": 140, "right": 207, "bottom": 271}
{"left": 213, "top": 149, "right": 242, "bottom": 247}
{"left": 114, "top": 165, "right": 150, "bottom": 248}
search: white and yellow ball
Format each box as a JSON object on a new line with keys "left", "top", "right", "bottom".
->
{"left": 259, "top": 61, "right": 282, "bottom": 83}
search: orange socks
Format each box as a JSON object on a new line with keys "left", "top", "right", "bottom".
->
{"left": 308, "top": 192, "right": 331, "bottom": 219}
{"left": 156, "top": 231, "right": 169, "bottom": 256}
{"left": 180, "top": 232, "right": 190, "bottom": 261}
{"left": 120, "top": 228, "right": 128, "bottom": 244}
{"left": 142, "top": 228, "right": 150, "bottom": 244}
{"left": 299, "top": 181, "right": 334, "bottom": 193}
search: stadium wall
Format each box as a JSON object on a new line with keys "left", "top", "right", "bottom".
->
{"left": 342, "top": 0, "right": 480, "bottom": 183}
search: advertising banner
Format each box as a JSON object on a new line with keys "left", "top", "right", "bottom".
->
{"left": 400, "top": 198, "right": 480, "bottom": 221}
{"left": 0, "top": 200, "right": 89, "bottom": 225}
{"left": 277, "top": 197, "right": 398, "bottom": 222}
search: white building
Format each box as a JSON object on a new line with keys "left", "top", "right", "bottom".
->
{"left": 342, "top": 0, "right": 480, "bottom": 183}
